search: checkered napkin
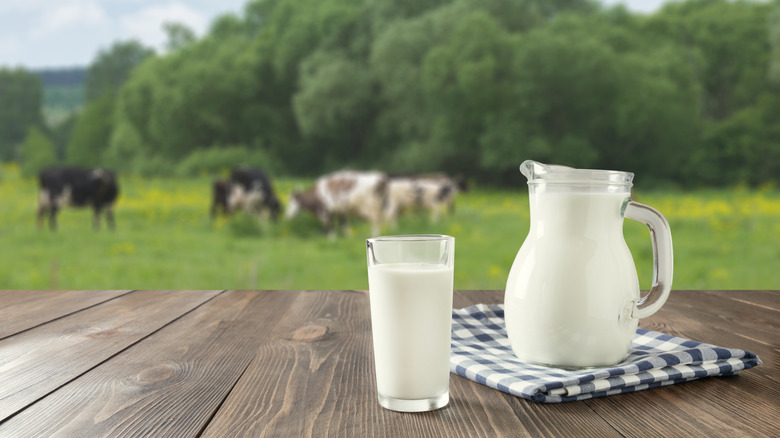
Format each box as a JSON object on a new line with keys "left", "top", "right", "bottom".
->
{"left": 450, "top": 304, "right": 762, "bottom": 403}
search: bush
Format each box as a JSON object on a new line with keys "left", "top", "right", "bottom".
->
{"left": 19, "top": 126, "right": 56, "bottom": 176}
{"left": 175, "top": 145, "right": 284, "bottom": 177}
{"left": 131, "top": 155, "right": 176, "bottom": 177}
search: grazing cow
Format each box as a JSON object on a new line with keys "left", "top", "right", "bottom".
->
{"left": 285, "top": 170, "right": 389, "bottom": 237}
{"left": 37, "top": 166, "right": 119, "bottom": 231}
{"left": 210, "top": 167, "right": 281, "bottom": 221}
{"left": 210, "top": 179, "right": 231, "bottom": 219}
{"left": 386, "top": 173, "right": 466, "bottom": 223}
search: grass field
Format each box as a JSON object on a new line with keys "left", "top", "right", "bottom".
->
{"left": 1, "top": 164, "right": 778, "bottom": 290}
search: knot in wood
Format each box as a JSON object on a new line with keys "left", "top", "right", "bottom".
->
{"left": 137, "top": 364, "right": 176, "bottom": 384}
{"left": 291, "top": 324, "right": 328, "bottom": 342}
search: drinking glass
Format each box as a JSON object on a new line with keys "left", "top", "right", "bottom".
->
{"left": 366, "top": 234, "right": 455, "bottom": 412}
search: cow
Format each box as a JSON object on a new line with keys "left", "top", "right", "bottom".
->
{"left": 386, "top": 173, "right": 467, "bottom": 223}
{"left": 37, "top": 166, "right": 119, "bottom": 231}
{"left": 210, "top": 179, "right": 231, "bottom": 219}
{"left": 285, "top": 170, "right": 389, "bottom": 237}
{"left": 210, "top": 167, "right": 281, "bottom": 222}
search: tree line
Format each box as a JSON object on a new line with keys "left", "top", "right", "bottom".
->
{"left": 1, "top": 0, "right": 778, "bottom": 187}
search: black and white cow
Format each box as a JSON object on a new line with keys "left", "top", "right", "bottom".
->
{"left": 210, "top": 179, "right": 231, "bottom": 219}
{"left": 210, "top": 167, "right": 281, "bottom": 221}
{"left": 37, "top": 166, "right": 120, "bottom": 231}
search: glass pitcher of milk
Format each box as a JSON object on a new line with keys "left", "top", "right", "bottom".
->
{"left": 504, "top": 160, "right": 673, "bottom": 368}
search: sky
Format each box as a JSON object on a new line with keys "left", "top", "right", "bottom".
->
{"left": 0, "top": 0, "right": 669, "bottom": 70}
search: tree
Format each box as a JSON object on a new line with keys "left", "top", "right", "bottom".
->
{"left": 293, "top": 50, "right": 376, "bottom": 168}
{"left": 367, "top": 0, "right": 593, "bottom": 178}
{"left": 67, "top": 40, "right": 154, "bottom": 167}
{"left": 85, "top": 40, "right": 154, "bottom": 102}
{"left": 163, "top": 22, "right": 197, "bottom": 52}
{"left": 649, "top": 0, "right": 773, "bottom": 121}
{"left": 647, "top": 0, "right": 777, "bottom": 185}
{"left": 66, "top": 95, "right": 113, "bottom": 166}
{"left": 769, "top": 1, "right": 780, "bottom": 86}
{"left": 0, "top": 68, "right": 44, "bottom": 161}
{"left": 470, "top": 12, "right": 702, "bottom": 183}
{"left": 101, "top": 0, "right": 776, "bottom": 185}
{"left": 50, "top": 113, "right": 77, "bottom": 161}
{"left": 19, "top": 126, "right": 56, "bottom": 176}
{"left": 421, "top": 10, "right": 516, "bottom": 175}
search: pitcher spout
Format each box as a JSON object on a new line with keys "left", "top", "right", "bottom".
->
{"left": 520, "top": 160, "right": 574, "bottom": 183}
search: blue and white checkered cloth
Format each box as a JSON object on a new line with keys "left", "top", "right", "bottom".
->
{"left": 450, "top": 304, "right": 762, "bottom": 403}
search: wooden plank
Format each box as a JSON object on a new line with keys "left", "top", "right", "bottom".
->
{"left": 697, "top": 290, "right": 779, "bottom": 312}
{"left": 641, "top": 290, "right": 777, "bottom": 373}
{"left": 200, "top": 289, "right": 372, "bottom": 437}
{"left": 0, "top": 289, "right": 222, "bottom": 420}
{"left": 452, "top": 290, "right": 779, "bottom": 436}
{"left": 583, "top": 290, "right": 779, "bottom": 437}
{"left": 0, "top": 290, "right": 300, "bottom": 437}
{"left": 202, "top": 290, "right": 620, "bottom": 437}
{"left": 0, "top": 290, "right": 132, "bottom": 339}
{"left": 0, "top": 289, "right": 774, "bottom": 437}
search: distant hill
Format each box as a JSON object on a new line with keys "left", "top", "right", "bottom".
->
{"left": 33, "top": 67, "right": 87, "bottom": 87}
{"left": 32, "top": 67, "right": 87, "bottom": 126}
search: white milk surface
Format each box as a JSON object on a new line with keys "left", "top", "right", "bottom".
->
{"left": 368, "top": 262, "right": 453, "bottom": 400}
{"left": 505, "top": 192, "right": 640, "bottom": 367}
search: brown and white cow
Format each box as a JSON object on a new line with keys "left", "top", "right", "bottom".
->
{"left": 285, "top": 170, "right": 389, "bottom": 237}
{"left": 37, "top": 166, "right": 119, "bottom": 231}
{"left": 386, "top": 173, "right": 466, "bottom": 223}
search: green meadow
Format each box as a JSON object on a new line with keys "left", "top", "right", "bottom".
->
{"left": 1, "top": 164, "right": 778, "bottom": 291}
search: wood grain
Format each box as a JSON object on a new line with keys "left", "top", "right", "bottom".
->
{"left": 454, "top": 290, "right": 779, "bottom": 437}
{"left": 0, "top": 289, "right": 222, "bottom": 419}
{"left": 0, "top": 290, "right": 131, "bottom": 339}
{"left": 200, "top": 290, "right": 372, "bottom": 437}
{"left": 0, "top": 290, "right": 300, "bottom": 437}
{"left": 0, "top": 290, "right": 776, "bottom": 437}
{"left": 594, "top": 289, "right": 780, "bottom": 437}
{"left": 201, "top": 290, "right": 623, "bottom": 437}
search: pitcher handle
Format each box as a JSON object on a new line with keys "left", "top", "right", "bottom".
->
{"left": 624, "top": 201, "right": 674, "bottom": 319}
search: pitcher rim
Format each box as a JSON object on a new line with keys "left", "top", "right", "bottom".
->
{"left": 521, "top": 160, "right": 634, "bottom": 186}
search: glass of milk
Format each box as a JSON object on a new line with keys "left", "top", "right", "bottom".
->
{"left": 366, "top": 234, "right": 455, "bottom": 412}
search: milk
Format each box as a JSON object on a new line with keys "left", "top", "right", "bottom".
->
{"left": 368, "top": 262, "right": 453, "bottom": 400}
{"left": 504, "top": 192, "right": 640, "bottom": 368}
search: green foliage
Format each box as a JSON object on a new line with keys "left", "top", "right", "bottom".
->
{"left": 41, "top": 84, "right": 84, "bottom": 126}
{"left": 66, "top": 95, "right": 113, "bottom": 166}
{"left": 696, "top": 94, "right": 780, "bottom": 185}
{"left": 293, "top": 50, "right": 376, "bottom": 166}
{"left": 421, "top": 10, "right": 517, "bottom": 175}
{"left": 175, "top": 145, "right": 283, "bottom": 177}
{"left": 770, "top": 2, "right": 780, "bottom": 86}
{"left": 105, "top": 120, "right": 144, "bottom": 171}
{"left": 49, "top": 112, "right": 77, "bottom": 161}
{"left": 644, "top": 0, "right": 778, "bottom": 185}
{"left": 85, "top": 40, "right": 154, "bottom": 103}
{"left": 163, "top": 22, "right": 197, "bottom": 52}
{"left": 4, "top": 0, "right": 776, "bottom": 187}
{"left": 651, "top": 0, "right": 772, "bottom": 121}
{"left": 0, "top": 68, "right": 44, "bottom": 161}
{"left": 113, "top": 34, "right": 269, "bottom": 162}
{"left": 19, "top": 126, "right": 56, "bottom": 176}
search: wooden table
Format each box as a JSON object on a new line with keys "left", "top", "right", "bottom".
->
{"left": 0, "top": 290, "right": 777, "bottom": 437}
